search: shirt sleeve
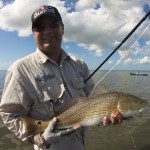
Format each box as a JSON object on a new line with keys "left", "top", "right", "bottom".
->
{"left": 0, "top": 70, "right": 56, "bottom": 148}
{"left": 0, "top": 70, "right": 34, "bottom": 141}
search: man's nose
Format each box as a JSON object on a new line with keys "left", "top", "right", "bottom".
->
{"left": 43, "top": 25, "right": 52, "bottom": 32}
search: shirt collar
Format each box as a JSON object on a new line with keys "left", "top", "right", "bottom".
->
{"left": 35, "top": 48, "right": 70, "bottom": 64}
{"left": 36, "top": 48, "right": 49, "bottom": 64}
{"left": 61, "top": 49, "right": 70, "bottom": 63}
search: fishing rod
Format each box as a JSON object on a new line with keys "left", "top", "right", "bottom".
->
{"left": 84, "top": 10, "right": 150, "bottom": 83}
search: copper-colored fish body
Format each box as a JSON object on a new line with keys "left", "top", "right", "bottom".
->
{"left": 20, "top": 91, "right": 148, "bottom": 136}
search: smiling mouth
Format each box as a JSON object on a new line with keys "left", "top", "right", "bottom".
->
{"left": 42, "top": 36, "right": 56, "bottom": 43}
{"left": 42, "top": 36, "right": 55, "bottom": 40}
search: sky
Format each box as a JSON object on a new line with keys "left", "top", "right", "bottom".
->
{"left": 0, "top": 0, "right": 150, "bottom": 71}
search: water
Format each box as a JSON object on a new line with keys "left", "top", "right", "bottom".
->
{"left": 0, "top": 70, "right": 6, "bottom": 100}
{"left": 85, "top": 70, "right": 150, "bottom": 150}
{"left": 0, "top": 70, "right": 150, "bottom": 150}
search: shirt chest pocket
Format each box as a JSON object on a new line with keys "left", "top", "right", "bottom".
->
{"left": 36, "top": 78, "right": 65, "bottom": 103}
{"left": 71, "top": 77, "right": 86, "bottom": 97}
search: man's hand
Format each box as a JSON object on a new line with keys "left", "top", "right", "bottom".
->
{"left": 42, "top": 117, "right": 81, "bottom": 144}
{"left": 102, "top": 112, "right": 134, "bottom": 125}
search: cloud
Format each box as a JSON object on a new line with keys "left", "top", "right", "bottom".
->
{"left": 124, "top": 58, "right": 133, "bottom": 64}
{"left": 75, "top": 0, "right": 100, "bottom": 11}
{"left": 68, "top": 52, "right": 83, "bottom": 61}
{"left": 63, "top": 0, "right": 150, "bottom": 56}
{"left": 64, "top": 45, "right": 70, "bottom": 49}
{"left": 108, "top": 60, "right": 113, "bottom": 65}
{"left": 124, "top": 56, "right": 150, "bottom": 65}
{"left": 0, "top": 0, "right": 66, "bottom": 36}
{"left": 95, "top": 49, "right": 103, "bottom": 57}
{"left": 0, "top": 61, "right": 13, "bottom": 70}
{"left": 118, "top": 38, "right": 150, "bottom": 62}
{"left": 0, "top": 1, "right": 3, "bottom": 8}
{"left": 0, "top": 0, "right": 150, "bottom": 57}
{"left": 135, "top": 56, "right": 150, "bottom": 64}
{"left": 77, "top": 43, "right": 103, "bottom": 56}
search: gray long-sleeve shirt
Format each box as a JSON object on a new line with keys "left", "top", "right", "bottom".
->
{"left": 0, "top": 49, "right": 94, "bottom": 150}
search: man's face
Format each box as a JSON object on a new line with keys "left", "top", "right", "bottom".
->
{"left": 32, "top": 15, "right": 64, "bottom": 55}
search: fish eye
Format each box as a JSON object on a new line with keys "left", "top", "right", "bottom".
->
{"left": 139, "top": 100, "right": 147, "bottom": 105}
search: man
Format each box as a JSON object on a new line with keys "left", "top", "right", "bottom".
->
{"left": 0, "top": 5, "right": 126, "bottom": 150}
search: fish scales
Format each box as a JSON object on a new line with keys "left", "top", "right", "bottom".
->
{"left": 20, "top": 91, "right": 148, "bottom": 135}
{"left": 56, "top": 92, "right": 140, "bottom": 128}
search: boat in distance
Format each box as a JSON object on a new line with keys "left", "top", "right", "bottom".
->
{"left": 130, "top": 72, "right": 148, "bottom": 76}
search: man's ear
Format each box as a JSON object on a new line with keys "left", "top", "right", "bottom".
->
{"left": 32, "top": 28, "right": 34, "bottom": 34}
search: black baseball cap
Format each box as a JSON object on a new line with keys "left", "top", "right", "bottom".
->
{"left": 31, "top": 5, "right": 62, "bottom": 25}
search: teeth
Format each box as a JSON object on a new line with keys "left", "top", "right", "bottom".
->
{"left": 43, "top": 38, "right": 52, "bottom": 40}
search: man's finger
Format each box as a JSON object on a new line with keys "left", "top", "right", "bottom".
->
{"left": 49, "top": 117, "right": 58, "bottom": 132}
{"left": 103, "top": 116, "right": 110, "bottom": 125}
{"left": 110, "top": 116, "right": 118, "bottom": 124}
{"left": 116, "top": 113, "right": 123, "bottom": 123}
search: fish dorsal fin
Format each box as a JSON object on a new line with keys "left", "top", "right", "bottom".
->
{"left": 90, "top": 85, "right": 110, "bottom": 97}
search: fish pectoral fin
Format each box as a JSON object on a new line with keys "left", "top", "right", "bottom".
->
{"left": 111, "top": 110, "right": 121, "bottom": 117}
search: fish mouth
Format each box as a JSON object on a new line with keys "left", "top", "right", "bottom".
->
{"left": 139, "top": 108, "right": 145, "bottom": 118}
{"left": 139, "top": 107, "right": 150, "bottom": 117}
{"left": 140, "top": 107, "right": 150, "bottom": 112}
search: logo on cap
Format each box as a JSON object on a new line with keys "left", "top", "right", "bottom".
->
{"left": 33, "top": 6, "right": 56, "bottom": 20}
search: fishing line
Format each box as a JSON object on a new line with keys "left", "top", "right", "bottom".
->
{"left": 84, "top": 10, "right": 150, "bottom": 83}
{"left": 94, "top": 23, "right": 150, "bottom": 88}
{"left": 131, "top": 136, "right": 137, "bottom": 150}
